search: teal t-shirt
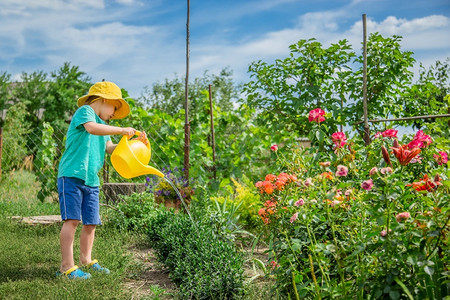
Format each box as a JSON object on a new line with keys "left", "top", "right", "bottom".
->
{"left": 58, "top": 105, "right": 111, "bottom": 187}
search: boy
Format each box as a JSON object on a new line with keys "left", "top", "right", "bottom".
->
{"left": 56, "top": 81, "right": 146, "bottom": 279}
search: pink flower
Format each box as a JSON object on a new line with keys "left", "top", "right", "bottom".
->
{"left": 270, "top": 144, "right": 278, "bottom": 152}
{"left": 308, "top": 108, "right": 326, "bottom": 123}
{"left": 434, "top": 151, "right": 448, "bottom": 165}
{"left": 270, "top": 260, "right": 280, "bottom": 269}
{"left": 294, "top": 199, "right": 305, "bottom": 207}
{"left": 344, "top": 189, "right": 353, "bottom": 197}
{"left": 396, "top": 212, "right": 411, "bottom": 222}
{"left": 380, "top": 167, "right": 393, "bottom": 175}
{"left": 369, "top": 167, "right": 378, "bottom": 176}
{"left": 380, "top": 229, "right": 392, "bottom": 237}
{"left": 290, "top": 212, "right": 299, "bottom": 223}
{"left": 407, "top": 139, "right": 423, "bottom": 149}
{"left": 331, "top": 131, "right": 347, "bottom": 149}
{"left": 335, "top": 165, "right": 348, "bottom": 177}
{"left": 330, "top": 200, "right": 341, "bottom": 207}
{"left": 381, "top": 129, "right": 398, "bottom": 138}
{"left": 374, "top": 132, "right": 382, "bottom": 139}
{"left": 408, "top": 130, "right": 432, "bottom": 149}
{"left": 361, "top": 179, "right": 374, "bottom": 191}
{"left": 410, "top": 155, "right": 423, "bottom": 164}
{"left": 304, "top": 178, "right": 313, "bottom": 187}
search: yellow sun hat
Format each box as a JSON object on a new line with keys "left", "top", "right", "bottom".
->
{"left": 77, "top": 81, "right": 130, "bottom": 120}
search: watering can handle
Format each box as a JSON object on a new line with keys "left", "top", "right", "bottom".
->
{"left": 126, "top": 131, "right": 150, "bottom": 150}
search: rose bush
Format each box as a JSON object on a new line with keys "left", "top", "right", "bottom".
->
{"left": 255, "top": 126, "right": 449, "bottom": 299}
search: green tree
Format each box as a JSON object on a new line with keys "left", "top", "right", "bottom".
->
{"left": 243, "top": 34, "right": 422, "bottom": 137}
{"left": 348, "top": 33, "right": 416, "bottom": 130}
{"left": 45, "top": 62, "right": 91, "bottom": 126}
{"left": 12, "top": 71, "right": 49, "bottom": 153}
{"left": 402, "top": 59, "right": 450, "bottom": 129}
{"left": 45, "top": 62, "right": 91, "bottom": 152}
{"left": 244, "top": 38, "right": 355, "bottom": 136}
{"left": 2, "top": 102, "right": 31, "bottom": 172}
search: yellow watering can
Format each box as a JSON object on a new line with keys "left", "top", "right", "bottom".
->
{"left": 111, "top": 131, "right": 164, "bottom": 179}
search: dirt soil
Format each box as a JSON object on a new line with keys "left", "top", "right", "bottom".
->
{"left": 123, "top": 246, "right": 176, "bottom": 299}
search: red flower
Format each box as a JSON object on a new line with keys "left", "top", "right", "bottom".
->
{"left": 391, "top": 144, "right": 421, "bottom": 166}
{"left": 308, "top": 108, "right": 326, "bottom": 123}
{"left": 381, "top": 145, "right": 392, "bottom": 167}
{"left": 270, "top": 144, "right": 278, "bottom": 151}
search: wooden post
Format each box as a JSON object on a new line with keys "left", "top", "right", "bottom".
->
{"left": 362, "top": 14, "right": 370, "bottom": 145}
{"left": 0, "top": 127, "right": 3, "bottom": 176}
{"left": 208, "top": 85, "right": 216, "bottom": 180}
{"left": 184, "top": 0, "right": 191, "bottom": 184}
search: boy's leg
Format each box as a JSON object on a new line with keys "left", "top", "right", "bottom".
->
{"left": 79, "top": 225, "right": 96, "bottom": 265}
{"left": 60, "top": 219, "right": 80, "bottom": 273}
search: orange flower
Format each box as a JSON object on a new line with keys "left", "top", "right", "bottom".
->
{"left": 392, "top": 144, "right": 421, "bottom": 166}
{"left": 262, "top": 181, "right": 274, "bottom": 194}
{"left": 407, "top": 174, "right": 441, "bottom": 192}
{"left": 258, "top": 208, "right": 269, "bottom": 224}
{"left": 265, "top": 174, "right": 277, "bottom": 182}
{"left": 320, "top": 171, "right": 334, "bottom": 180}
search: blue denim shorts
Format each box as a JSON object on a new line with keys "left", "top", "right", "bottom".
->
{"left": 57, "top": 177, "right": 101, "bottom": 225}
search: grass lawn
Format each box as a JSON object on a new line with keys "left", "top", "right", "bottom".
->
{"left": 0, "top": 171, "right": 157, "bottom": 300}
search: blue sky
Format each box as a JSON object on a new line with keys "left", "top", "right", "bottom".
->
{"left": 0, "top": 0, "right": 449, "bottom": 98}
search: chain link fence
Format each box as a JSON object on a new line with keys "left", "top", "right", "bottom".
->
{"left": 0, "top": 124, "right": 147, "bottom": 204}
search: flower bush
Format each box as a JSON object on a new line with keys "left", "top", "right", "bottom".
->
{"left": 255, "top": 127, "right": 449, "bottom": 299}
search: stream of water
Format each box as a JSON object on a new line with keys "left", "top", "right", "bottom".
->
{"left": 161, "top": 176, "right": 196, "bottom": 227}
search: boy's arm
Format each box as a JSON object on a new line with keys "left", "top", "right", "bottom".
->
{"left": 106, "top": 140, "right": 116, "bottom": 154}
{"left": 83, "top": 122, "right": 136, "bottom": 136}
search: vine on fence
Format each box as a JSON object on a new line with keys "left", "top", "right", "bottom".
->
{"left": 35, "top": 122, "right": 57, "bottom": 202}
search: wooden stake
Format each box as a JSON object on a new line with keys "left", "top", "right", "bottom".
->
{"left": 362, "top": 14, "right": 370, "bottom": 145}
{"left": 184, "top": 0, "right": 190, "bottom": 183}
{"left": 208, "top": 85, "right": 216, "bottom": 180}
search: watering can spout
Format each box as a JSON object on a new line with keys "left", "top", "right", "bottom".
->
{"left": 111, "top": 132, "right": 164, "bottom": 179}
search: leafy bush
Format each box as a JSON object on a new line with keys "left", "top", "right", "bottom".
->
{"left": 150, "top": 214, "right": 245, "bottom": 299}
{"left": 35, "top": 122, "right": 57, "bottom": 202}
{"left": 2, "top": 102, "right": 30, "bottom": 172}
{"left": 212, "top": 176, "right": 261, "bottom": 229}
{"left": 106, "top": 191, "right": 161, "bottom": 233}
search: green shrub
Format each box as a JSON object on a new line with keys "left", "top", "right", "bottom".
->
{"left": 151, "top": 214, "right": 245, "bottom": 299}
{"left": 212, "top": 176, "right": 261, "bottom": 229}
{"left": 107, "top": 192, "right": 159, "bottom": 233}
{"left": 35, "top": 122, "right": 57, "bottom": 202}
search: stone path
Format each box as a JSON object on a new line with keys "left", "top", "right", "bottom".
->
{"left": 10, "top": 215, "right": 62, "bottom": 225}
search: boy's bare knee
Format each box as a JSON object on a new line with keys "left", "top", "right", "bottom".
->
{"left": 63, "top": 219, "right": 80, "bottom": 228}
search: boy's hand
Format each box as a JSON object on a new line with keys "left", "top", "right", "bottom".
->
{"left": 137, "top": 131, "right": 148, "bottom": 145}
{"left": 121, "top": 127, "right": 136, "bottom": 136}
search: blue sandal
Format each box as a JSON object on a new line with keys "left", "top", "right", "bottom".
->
{"left": 56, "top": 265, "right": 91, "bottom": 279}
{"left": 87, "top": 259, "right": 110, "bottom": 274}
